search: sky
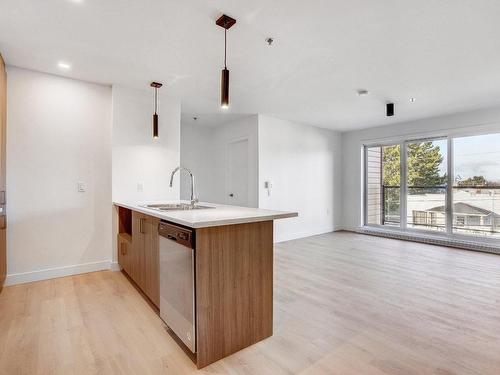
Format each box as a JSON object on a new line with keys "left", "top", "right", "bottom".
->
{"left": 397, "top": 133, "right": 500, "bottom": 185}
{"left": 453, "top": 133, "right": 500, "bottom": 184}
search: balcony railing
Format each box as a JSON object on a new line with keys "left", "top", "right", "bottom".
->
{"left": 380, "top": 185, "right": 500, "bottom": 236}
{"left": 381, "top": 185, "right": 401, "bottom": 226}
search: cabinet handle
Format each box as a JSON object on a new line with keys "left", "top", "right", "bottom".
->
{"left": 140, "top": 218, "right": 145, "bottom": 234}
{"left": 120, "top": 243, "right": 126, "bottom": 255}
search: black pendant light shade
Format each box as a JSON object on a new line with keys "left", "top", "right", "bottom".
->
{"left": 216, "top": 14, "right": 236, "bottom": 109}
{"left": 221, "top": 68, "right": 229, "bottom": 108}
{"left": 150, "top": 82, "right": 163, "bottom": 138}
{"left": 152, "top": 113, "right": 159, "bottom": 138}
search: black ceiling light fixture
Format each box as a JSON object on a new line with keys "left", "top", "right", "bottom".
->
{"left": 151, "top": 81, "right": 163, "bottom": 138}
{"left": 216, "top": 14, "right": 236, "bottom": 109}
{"left": 386, "top": 102, "right": 395, "bottom": 117}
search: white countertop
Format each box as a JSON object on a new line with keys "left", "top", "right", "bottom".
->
{"left": 114, "top": 200, "right": 298, "bottom": 228}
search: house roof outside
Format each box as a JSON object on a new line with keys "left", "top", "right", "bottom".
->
{"left": 406, "top": 189, "right": 500, "bottom": 216}
{"left": 428, "top": 202, "right": 500, "bottom": 217}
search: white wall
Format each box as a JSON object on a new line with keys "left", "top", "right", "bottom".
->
{"left": 180, "top": 123, "right": 220, "bottom": 203}
{"left": 258, "top": 115, "right": 342, "bottom": 242}
{"left": 6, "top": 67, "right": 112, "bottom": 284}
{"left": 112, "top": 85, "right": 181, "bottom": 202}
{"left": 180, "top": 115, "right": 259, "bottom": 207}
{"left": 341, "top": 107, "right": 500, "bottom": 231}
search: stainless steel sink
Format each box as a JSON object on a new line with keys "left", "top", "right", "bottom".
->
{"left": 141, "top": 203, "right": 214, "bottom": 211}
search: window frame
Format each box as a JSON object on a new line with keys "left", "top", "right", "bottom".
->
{"left": 362, "top": 129, "right": 500, "bottom": 245}
{"left": 404, "top": 136, "right": 449, "bottom": 235}
{"left": 363, "top": 141, "right": 404, "bottom": 229}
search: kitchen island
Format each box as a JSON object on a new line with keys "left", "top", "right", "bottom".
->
{"left": 114, "top": 201, "right": 297, "bottom": 368}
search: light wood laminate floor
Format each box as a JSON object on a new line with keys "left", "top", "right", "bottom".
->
{"left": 1, "top": 231, "right": 500, "bottom": 374}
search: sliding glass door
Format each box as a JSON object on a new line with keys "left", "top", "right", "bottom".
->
{"left": 364, "top": 132, "right": 500, "bottom": 241}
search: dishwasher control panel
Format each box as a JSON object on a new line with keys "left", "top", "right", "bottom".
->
{"left": 158, "top": 222, "right": 193, "bottom": 248}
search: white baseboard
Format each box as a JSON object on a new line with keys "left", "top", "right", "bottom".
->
{"left": 109, "top": 261, "right": 121, "bottom": 272}
{"left": 5, "top": 260, "right": 115, "bottom": 286}
{"left": 274, "top": 225, "right": 342, "bottom": 243}
{"left": 339, "top": 225, "right": 361, "bottom": 233}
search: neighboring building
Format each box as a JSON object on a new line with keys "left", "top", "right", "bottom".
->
{"left": 407, "top": 188, "right": 500, "bottom": 235}
{"left": 413, "top": 202, "right": 500, "bottom": 235}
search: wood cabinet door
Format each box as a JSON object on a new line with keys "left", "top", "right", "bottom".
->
{"left": 131, "top": 211, "right": 146, "bottom": 289}
{"left": 0, "top": 54, "right": 6, "bottom": 291}
{"left": 143, "top": 216, "right": 160, "bottom": 307}
{"left": 118, "top": 234, "right": 132, "bottom": 276}
{"left": 130, "top": 212, "right": 160, "bottom": 307}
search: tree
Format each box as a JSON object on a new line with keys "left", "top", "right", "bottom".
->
{"left": 457, "top": 175, "right": 487, "bottom": 187}
{"left": 406, "top": 142, "right": 446, "bottom": 187}
{"left": 382, "top": 145, "right": 400, "bottom": 186}
{"left": 380, "top": 142, "right": 446, "bottom": 221}
{"left": 381, "top": 145, "right": 401, "bottom": 218}
{"left": 382, "top": 142, "right": 446, "bottom": 187}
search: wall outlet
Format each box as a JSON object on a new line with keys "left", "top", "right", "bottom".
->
{"left": 77, "top": 182, "right": 86, "bottom": 193}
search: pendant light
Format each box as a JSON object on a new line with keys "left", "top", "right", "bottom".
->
{"left": 216, "top": 14, "right": 236, "bottom": 109}
{"left": 151, "top": 82, "right": 163, "bottom": 138}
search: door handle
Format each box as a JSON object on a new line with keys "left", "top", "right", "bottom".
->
{"left": 167, "top": 234, "right": 178, "bottom": 241}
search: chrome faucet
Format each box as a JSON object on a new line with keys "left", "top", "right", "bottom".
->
{"left": 169, "top": 166, "right": 198, "bottom": 207}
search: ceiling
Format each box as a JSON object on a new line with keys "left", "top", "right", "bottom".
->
{"left": 2, "top": 0, "right": 500, "bottom": 131}
{"left": 180, "top": 113, "right": 252, "bottom": 128}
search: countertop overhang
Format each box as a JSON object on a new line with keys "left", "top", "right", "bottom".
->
{"left": 114, "top": 200, "right": 298, "bottom": 228}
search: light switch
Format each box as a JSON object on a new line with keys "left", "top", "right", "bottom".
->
{"left": 264, "top": 181, "right": 273, "bottom": 196}
{"left": 77, "top": 182, "right": 86, "bottom": 193}
{"left": 137, "top": 183, "right": 144, "bottom": 193}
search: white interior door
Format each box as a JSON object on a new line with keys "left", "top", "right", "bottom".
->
{"left": 226, "top": 139, "right": 249, "bottom": 206}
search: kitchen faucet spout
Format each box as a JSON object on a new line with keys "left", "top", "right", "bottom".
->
{"left": 169, "top": 166, "right": 198, "bottom": 206}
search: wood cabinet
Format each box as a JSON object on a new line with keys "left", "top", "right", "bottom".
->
{"left": 0, "top": 54, "right": 6, "bottom": 292}
{"left": 195, "top": 221, "right": 274, "bottom": 368}
{"left": 143, "top": 215, "right": 160, "bottom": 306}
{"left": 117, "top": 233, "right": 132, "bottom": 276}
{"left": 128, "top": 211, "right": 160, "bottom": 307}
{"left": 117, "top": 209, "right": 160, "bottom": 307}
{"left": 115, "top": 205, "right": 275, "bottom": 368}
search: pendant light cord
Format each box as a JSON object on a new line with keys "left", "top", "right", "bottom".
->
{"left": 154, "top": 87, "right": 158, "bottom": 114}
{"left": 224, "top": 28, "right": 227, "bottom": 69}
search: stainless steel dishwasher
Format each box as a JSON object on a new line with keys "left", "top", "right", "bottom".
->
{"left": 159, "top": 221, "right": 196, "bottom": 353}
